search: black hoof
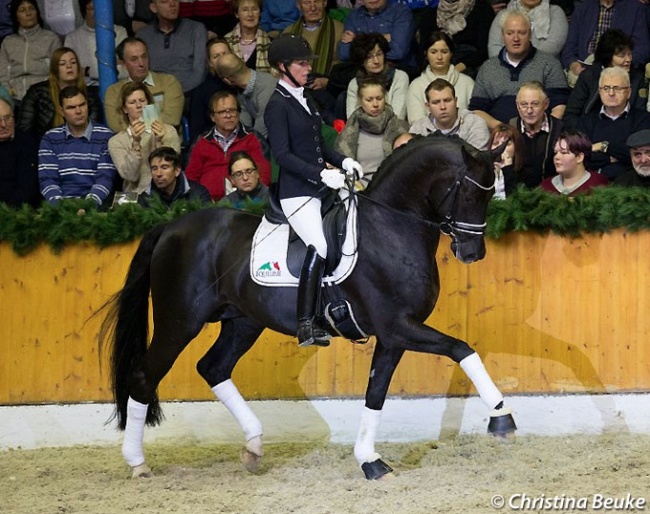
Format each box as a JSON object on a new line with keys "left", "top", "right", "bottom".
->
{"left": 361, "top": 459, "right": 393, "bottom": 480}
{"left": 488, "top": 412, "right": 517, "bottom": 436}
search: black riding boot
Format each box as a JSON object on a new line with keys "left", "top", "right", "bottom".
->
{"left": 297, "top": 245, "right": 331, "bottom": 347}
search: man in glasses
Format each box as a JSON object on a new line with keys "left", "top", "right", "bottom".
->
{"left": 185, "top": 90, "right": 271, "bottom": 200}
{"left": 221, "top": 150, "right": 269, "bottom": 208}
{"left": 510, "top": 81, "right": 563, "bottom": 188}
{"left": 577, "top": 66, "right": 650, "bottom": 180}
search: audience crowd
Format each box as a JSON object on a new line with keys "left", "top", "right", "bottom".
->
{"left": 4, "top": 0, "right": 650, "bottom": 211}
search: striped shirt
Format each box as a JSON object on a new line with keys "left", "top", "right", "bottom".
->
{"left": 38, "top": 122, "right": 116, "bottom": 205}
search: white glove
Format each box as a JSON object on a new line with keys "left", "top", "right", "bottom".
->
{"left": 320, "top": 168, "right": 345, "bottom": 189}
{"left": 341, "top": 157, "right": 364, "bottom": 179}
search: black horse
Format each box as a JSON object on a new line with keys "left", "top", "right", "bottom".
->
{"left": 100, "top": 135, "right": 516, "bottom": 480}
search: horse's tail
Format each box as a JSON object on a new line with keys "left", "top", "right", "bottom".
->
{"left": 99, "top": 223, "right": 167, "bottom": 430}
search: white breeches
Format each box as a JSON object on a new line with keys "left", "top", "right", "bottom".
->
{"left": 280, "top": 196, "right": 327, "bottom": 258}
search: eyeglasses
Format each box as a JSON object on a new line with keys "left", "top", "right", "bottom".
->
{"left": 599, "top": 85, "right": 630, "bottom": 94}
{"left": 0, "top": 115, "right": 14, "bottom": 124}
{"left": 231, "top": 168, "right": 258, "bottom": 179}
{"left": 517, "top": 101, "right": 544, "bottom": 110}
{"left": 215, "top": 108, "right": 238, "bottom": 117}
{"left": 365, "top": 51, "right": 384, "bottom": 62}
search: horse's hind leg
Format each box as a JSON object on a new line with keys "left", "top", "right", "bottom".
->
{"left": 196, "top": 316, "right": 266, "bottom": 472}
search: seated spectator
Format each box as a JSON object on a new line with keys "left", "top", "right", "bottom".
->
{"left": 216, "top": 52, "right": 277, "bottom": 139}
{"left": 540, "top": 129, "right": 608, "bottom": 195}
{"left": 136, "top": 0, "right": 207, "bottom": 94}
{"left": 407, "top": 31, "right": 475, "bottom": 124}
{"left": 38, "top": 85, "right": 116, "bottom": 206}
{"left": 561, "top": 0, "right": 650, "bottom": 87}
{"left": 0, "top": 95, "right": 41, "bottom": 207}
{"left": 510, "top": 81, "right": 563, "bottom": 187}
{"left": 177, "top": 0, "right": 236, "bottom": 39}
{"left": 224, "top": 0, "right": 272, "bottom": 73}
{"left": 190, "top": 37, "right": 233, "bottom": 142}
{"left": 564, "top": 30, "right": 645, "bottom": 130}
{"left": 18, "top": 47, "right": 103, "bottom": 140}
{"left": 337, "top": 0, "right": 414, "bottom": 72}
{"left": 220, "top": 150, "right": 269, "bottom": 208}
{"left": 488, "top": 0, "right": 568, "bottom": 59}
{"left": 0, "top": 0, "right": 61, "bottom": 102}
{"left": 469, "top": 11, "right": 569, "bottom": 129}
{"left": 140, "top": 146, "right": 211, "bottom": 206}
{"left": 489, "top": 123, "right": 525, "bottom": 199}
{"left": 36, "top": 0, "right": 82, "bottom": 37}
{"left": 418, "top": 0, "right": 495, "bottom": 78}
{"left": 260, "top": 0, "right": 300, "bottom": 38}
{"left": 577, "top": 66, "right": 650, "bottom": 180}
{"left": 104, "top": 37, "right": 184, "bottom": 133}
{"left": 346, "top": 33, "right": 409, "bottom": 120}
{"left": 613, "top": 130, "right": 650, "bottom": 187}
{"left": 108, "top": 82, "right": 181, "bottom": 193}
{"left": 64, "top": 0, "right": 128, "bottom": 86}
{"left": 185, "top": 90, "right": 271, "bottom": 200}
{"left": 334, "top": 78, "right": 409, "bottom": 181}
{"left": 410, "top": 78, "right": 490, "bottom": 151}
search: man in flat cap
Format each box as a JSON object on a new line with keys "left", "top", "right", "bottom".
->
{"left": 614, "top": 130, "right": 650, "bottom": 187}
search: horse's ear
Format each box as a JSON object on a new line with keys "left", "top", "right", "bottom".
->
{"left": 489, "top": 141, "right": 508, "bottom": 162}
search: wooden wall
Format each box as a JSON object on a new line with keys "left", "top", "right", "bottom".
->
{"left": 1, "top": 230, "right": 649, "bottom": 406}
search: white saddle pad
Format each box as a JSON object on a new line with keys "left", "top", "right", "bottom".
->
{"left": 250, "top": 193, "right": 359, "bottom": 287}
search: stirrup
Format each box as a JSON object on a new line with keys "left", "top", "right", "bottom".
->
{"left": 298, "top": 318, "right": 331, "bottom": 347}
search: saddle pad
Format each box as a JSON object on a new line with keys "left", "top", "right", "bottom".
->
{"left": 250, "top": 195, "right": 359, "bottom": 287}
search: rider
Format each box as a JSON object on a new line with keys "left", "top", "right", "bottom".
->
{"left": 264, "top": 35, "right": 363, "bottom": 348}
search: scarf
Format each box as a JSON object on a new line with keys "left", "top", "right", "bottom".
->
{"left": 336, "top": 105, "right": 407, "bottom": 159}
{"left": 507, "top": 0, "right": 551, "bottom": 40}
{"left": 355, "top": 65, "right": 396, "bottom": 92}
{"left": 436, "top": 0, "right": 476, "bottom": 37}
{"left": 288, "top": 16, "right": 336, "bottom": 76}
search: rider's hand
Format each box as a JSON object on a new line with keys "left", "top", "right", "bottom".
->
{"left": 320, "top": 168, "right": 345, "bottom": 189}
{"left": 342, "top": 158, "right": 364, "bottom": 179}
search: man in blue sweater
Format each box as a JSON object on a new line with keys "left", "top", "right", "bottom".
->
{"left": 38, "top": 86, "right": 117, "bottom": 206}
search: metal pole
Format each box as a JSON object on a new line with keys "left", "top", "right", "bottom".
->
{"left": 94, "top": 0, "right": 118, "bottom": 103}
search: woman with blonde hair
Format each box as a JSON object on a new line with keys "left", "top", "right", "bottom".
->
{"left": 18, "top": 46, "right": 102, "bottom": 139}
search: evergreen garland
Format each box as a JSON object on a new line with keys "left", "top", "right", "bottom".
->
{"left": 2, "top": 187, "right": 650, "bottom": 256}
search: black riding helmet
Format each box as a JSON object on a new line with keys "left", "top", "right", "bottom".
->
{"left": 269, "top": 35, "right": 318, "bottom": 87}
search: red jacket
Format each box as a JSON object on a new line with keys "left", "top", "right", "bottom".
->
{"left": 185, "top": 124, "right": 271, "bottom": 200}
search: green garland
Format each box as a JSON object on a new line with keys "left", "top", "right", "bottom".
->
{"left": 2, "top": 187, "right": 650, "bottom": 256}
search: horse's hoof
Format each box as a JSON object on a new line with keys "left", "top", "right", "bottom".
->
{"left": 241, "top": 447, "right": 263, "bottom": 473}
{"left": 361, "top": 459, "right": 393, "bottom": 480}
{"left": 131, "top": 463, "right": 154, "bottom": 479}
{"left": 488, "top": 407, "right": 517, "bottom": 439}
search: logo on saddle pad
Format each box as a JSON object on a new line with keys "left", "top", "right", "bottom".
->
{"left": 255, "top": 261, "right": 282, "bottom": 278}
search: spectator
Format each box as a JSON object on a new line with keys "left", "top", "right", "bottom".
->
{"left": 185, "top": 90, "right": 271, "bottom": 200}
{"left": 221, "top": 150, "right": 269, "bottom": 208}
{"left": 346, "top": 33, "right": 409, "bottom": 120}
{"left": 104, "top": 37, "right": 184, "bottom": 133}
{"left": 0, "top": 0, "right": 61, "bottom": 102}
{"left": 224, "top": 0, "right": 271, "bottom": 73}
{"left": 577, "top": 66, "right": 650, "bottom": 180}
{"left": 510, "top": 81, "right": 563, "bottom": 187}
{"left": 407, "top": 31, "right": 475, "bottom": 124}
{"left": 18, "top": 46, "right": 103, "bottom": 141}
{"left": 564, "top": 30, "right": 645, "bottom": 129}
{"left": 38, "top": 85, "right": 116, "bottom": 206}
{"left": 64, "top": 0, "right": 128, "bottom": 86}
{"left": 337, "top": 0, "right": 414, "bottom": 72}
{"left": 335, "top": 78, "right": 409, "bottom": 180}
{"left": 488, "top": 0, "right": 568, "bottom": 59}
{"left": 469, "top": 10, "right": 569, "bottom": 129}
{"left": 136, "top": 0, "right": 207, "bottom": 94}
{"left": 216, "top": 52, "right": 277, "bottom": 139}
{"left": 189, "top": 37, "right": 232, "bottom": 142}
{"left": 418, "top": 0, "right": 495, "bottom": 78}
{"left": 140, "top": 145, "right": 211, "bottom": 206}
{"left": 489, "top": 123, "right": 525, "bottom": 199}
{"left": 540, "top": 129, "right": 608, "bottom": 195}
{"left": 36, "top": 0, "right": 81, "bottom": 37}
{"left": 614, "top": 130, "right": 650, "bottom": 187}
{"left": 177, "top": 0, "right": 236, "bottom": 39}
{"left": 561, "top": 0, "right": 650, "bottom": 86}
{"left": 410, "top": 78, "right": 490, "bottom": 151}
{"left": 0, "top": 95, "right": 41, "bottom": 207}
{"left": 260, "top": 0, "right": 300, "bottom": 37}
{"left": 109, "top": 82, "right": 181, "bottom": 193}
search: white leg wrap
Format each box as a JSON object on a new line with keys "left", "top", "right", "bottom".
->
{"left": 354, "top": 407, "right": 382, "bottom": 466}
{"left": 459, "top": 352, "right": 504, "bottom": 409}
{"left": 122, "top": 397, "right": 148, "bottom": 467}
{"left": 212, "top": 379, "right": 263, "bottom": 441}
